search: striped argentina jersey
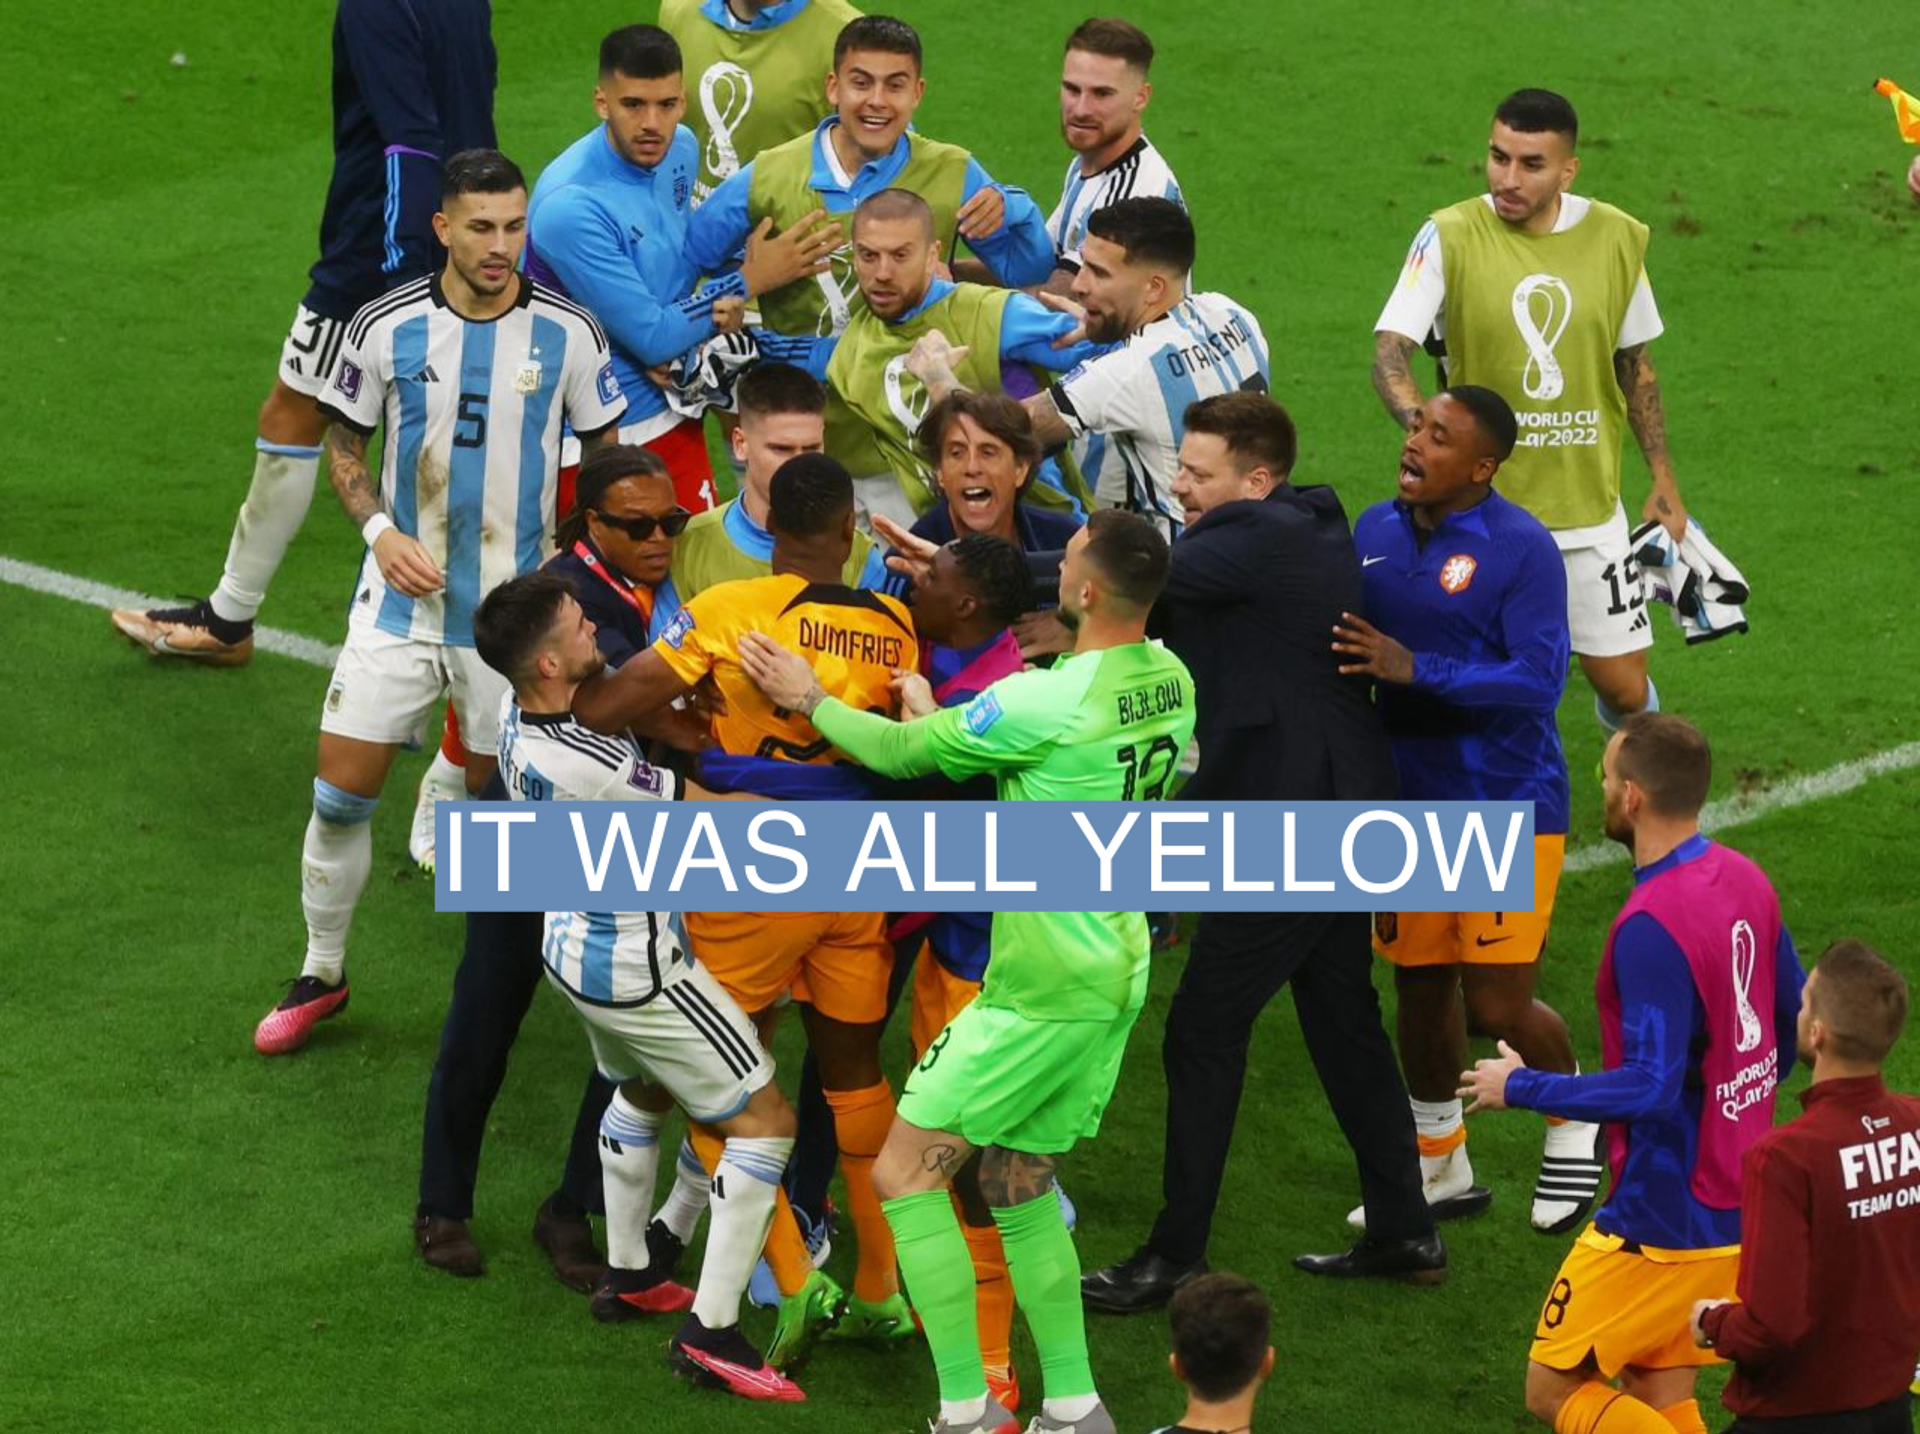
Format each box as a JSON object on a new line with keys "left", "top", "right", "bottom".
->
{"left": 325, "top": 274, "right": 626, "bottom": 646}
{"left": 1046, "top": 134, "right": 1184, "bottom": 272}
{"left": 1050, "top": 292, "right": 1270, "bottom": 529}
{"left": 496, "top": 693, "right": 689, "bottom": 1007}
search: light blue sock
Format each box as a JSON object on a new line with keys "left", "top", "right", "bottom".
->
{"left": 1594, "top": 675, "right": 1659, "bottom": 734}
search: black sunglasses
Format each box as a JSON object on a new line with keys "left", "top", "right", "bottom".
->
{"left": 592, "top": 507, "right": 691, "bottom": 540}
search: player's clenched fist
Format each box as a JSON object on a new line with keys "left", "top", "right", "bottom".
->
{"left": 371, "top": 528, "right": 444, "bottom": 597}
{"left": 889, "top": 670, "right": 937, "bottom": 719}
{"left": 904, "top": 329, "right": 968, "bottom": 388}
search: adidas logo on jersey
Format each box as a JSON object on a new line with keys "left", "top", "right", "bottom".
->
{"left": 401, "top": 364, "right": 441, "bottom": 385}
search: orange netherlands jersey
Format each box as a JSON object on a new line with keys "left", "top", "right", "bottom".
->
{"left": 652, "top": 574, "right": 915, "bottom": 765}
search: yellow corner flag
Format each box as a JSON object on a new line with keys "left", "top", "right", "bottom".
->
{"left": 1875, "top": 77, "right": 1920, "bottom": 142}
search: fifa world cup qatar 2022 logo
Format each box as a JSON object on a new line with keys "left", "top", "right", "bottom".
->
{"left": 1510, "top": 272, "right": 1573, "bottom": 402}
{"left": 1731, "top": 918, "right": 1764, "bottom": 1054}
{"left": 882, "top": 352, "right": 932, "bottom": 437}
{"left": 698, "top": 63, "right": 754, "bottom": 180}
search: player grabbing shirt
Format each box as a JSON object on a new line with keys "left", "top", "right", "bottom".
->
{"left": 1460, "top": 714, "right": 1804, "bottom": 1434}
{"left": 740, "top": 509, "right": 1195, "bottom": 1434}
{"left": 571, "top": 452, "right": 917, "bottom": 1362}
{"left": 1045, "top": 19, "right": 1183, "bottom": 284}
{"left": 111, "top": 0, "right": 497, "bottom": 665}
{"left": 473, "top": 571, "right": 803, "bottom": 1403}
{"left": 1372, "top": 87, "right": 1687, "bottom": 740}
{"left": 1335, "top": 387, "right": 1600, "bottom": 1240}
{"left": 781, "top": 189, "right": 1103, "bottom": 528}
{"left": 250, "top": 151, "right": 622, "bottom": 1061}
{"left": 914, "top": 198, "right": 1266, "bottom": 538}
{"left": 660, "top": 0, "right": 861, "bottom": 205}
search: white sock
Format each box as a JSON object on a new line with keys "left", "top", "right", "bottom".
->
{"left": 940, "top": 1395, "right": 989, "bottom": 1425}
{"left": 1410, "top": 1096, "right": 1464, "bottom": 1145}
{"left": 692, "top": 1134, "right": 792, "bottom": 1330}
{"left": 422, "top": 748, "right": 464, "bottom": 795}
{"left": 599, "top": 1092, "right": 666, "bottom": 1271}
{"left": 657, "top": 1138, "right": 710, "bottom": 1242}
{"left": 211, "top": 441, "right": 322, "bottom": 622}
{"left": 1043, "top": 1393, "right": 1100, "bottom": 1422}
{"left": 300, "top": 809, "right": 372, "bottom": 984}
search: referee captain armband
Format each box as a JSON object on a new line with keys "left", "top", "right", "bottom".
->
{"left": 360, "top": 513, "right": 396, "bottom": 548}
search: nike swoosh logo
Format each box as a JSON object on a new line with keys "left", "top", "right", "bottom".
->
{"left": 1362, "top": 555, "right": 1388, "bottom": 567}
{"left": 1474, "top": 934, "right": 1513, "bottom": 947}
{"left": 692, "top": 1350, "right": 793, "bottom": 1395}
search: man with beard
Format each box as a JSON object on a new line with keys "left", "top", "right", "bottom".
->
{"left": 1460, "top": 712, "right": 1805, "bottom": 1434}
{"left": 1042, "top": 18, "right": 1183, "bottom": 293}
{"left": 252, "top": 150, "right": 625, "bottom": 1057}
{"left": 738, "top": 509, "right": 1194, "bottom": 1434}
{"left": 787, "top": 188, "right": 1104, "bottom": 527}
{"left": 476, "top": 571, "right": 804, "bottom": 1403}
{"left": 910, "top": 197, "right": 1267, "bottom": 538}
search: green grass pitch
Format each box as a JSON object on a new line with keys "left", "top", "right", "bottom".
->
{"left": 3, "top": 2, "right": 1918, "bottom": 1430}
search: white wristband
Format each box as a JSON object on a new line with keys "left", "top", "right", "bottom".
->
{"left": 361, "top": 513, "right": 396, "bottom": 548}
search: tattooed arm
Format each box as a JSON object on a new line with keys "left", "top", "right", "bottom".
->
{"left": 326, "top": 420, "right": 443, "bottom": 596}
{"left": 325, "top": 421, "right": 382, "bottom": 528}
{"left": 1614, "top": 343, "right": 1688, "bottom": 541}
{"left": 1372, "top": 330, "right": 1425, "bottom": 431}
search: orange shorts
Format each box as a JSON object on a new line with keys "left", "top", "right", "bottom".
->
{"left": 1374, "top": 833, "right": 1565, "bottom": 967}
{"left": 1531, "top": 1224, "right": 1735, "bottom": 1377}
{"left": 683, "top": 909, "right": 892, "bottom": 1025}
{"left": 909, "top": 949, "right": 983, "bottom": 1060}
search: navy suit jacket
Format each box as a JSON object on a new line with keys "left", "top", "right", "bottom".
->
{"left": 1157, "top": 484, "right": 1398, "bottom": 802}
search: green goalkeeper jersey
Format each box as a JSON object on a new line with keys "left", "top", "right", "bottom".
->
{"left": 812, "top": 640, "right": 1196, "bottom": 1021}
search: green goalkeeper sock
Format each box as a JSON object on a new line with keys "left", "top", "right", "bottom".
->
{"left": 993, "top": 1189, "right": 1096, "bottom": 1401}
{"left": 882, "top": 1189, "right": 985, "bottom": 1404}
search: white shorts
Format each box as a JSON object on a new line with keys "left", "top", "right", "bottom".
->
{"left": 548, "top": 961, "right": 773, "bottom": 1123}
{"left": 277, "top": 303, "right": 350, "bottom": 399}
{"left": 1558, "top": 505, "right": 1654, "bottom": 659}
{"left": 319, "top": 623, "right": 507, "bottom": 753}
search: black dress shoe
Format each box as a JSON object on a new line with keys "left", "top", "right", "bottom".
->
{"left": 1292, "top": 1231, "right": 1447, "bottom": 1286}
{"left": 1081, "top": 1246, "right": 1208, "bottom": 1313}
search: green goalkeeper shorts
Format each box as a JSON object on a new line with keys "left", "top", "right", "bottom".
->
{"left": 897, "top": 990, "right": 1147, "bottom": 1155}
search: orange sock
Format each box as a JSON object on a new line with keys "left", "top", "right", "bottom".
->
{"left": 440, "top": 704, "right": 466, "bottom": 765}
{"left": 1657, "top": 1400, "right": 1707, "bottom": 1434}
{"left": 688, "top": 1125, "right": 812, "bottom": 1297}
{"left": 1416, "top": 1124, "right": 1467, "bottom": 1158}
{"left": 823, "top": 1080, "right": 899, "bottom": 1302}
{"left": 1554, "top": 1382, "right": 1673, "bottom": 1434}
{"left": 960, "top": 1215, "right": 1013, "bottom": 1372}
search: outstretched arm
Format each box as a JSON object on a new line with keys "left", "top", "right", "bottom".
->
{"left": 1615, "top": 342, "right": 1688, "bottom": 541}
{"left": 571, "top": 649, "right": 694, "bottom": 735}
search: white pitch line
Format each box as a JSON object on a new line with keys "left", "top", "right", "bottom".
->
{"left": 6, "top": 552, "right": 1916, "bottom": 865}
{"left": 1564, "top": 739, "right": 1920, "bottom": 874}
{"left": 0, "top": 555, "right": 339, "bottom": 668}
